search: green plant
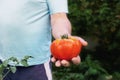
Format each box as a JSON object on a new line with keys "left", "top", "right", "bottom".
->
{"left": 53, "top": 55, "right": 111, "bottom": 80}
{"left": 68, "top": 0, "right": 120, "bottom": 73}
{"left": 52, "top": 0, "right": 120, "bottom": 79}
{"left": 0, "top": 56, "right": 33, "bottom": 80}
{"left": 112, "top": 72, "right": 120, "bottom": 80}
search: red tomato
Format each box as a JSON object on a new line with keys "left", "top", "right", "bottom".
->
{"left": 50, "top": 36, "right": 82, "bottom": 60}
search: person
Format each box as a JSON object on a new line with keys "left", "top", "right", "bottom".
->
{"left": 0, "top": 0, "right": 88, "bottom": 80}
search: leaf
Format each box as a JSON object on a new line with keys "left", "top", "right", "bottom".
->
{"left": 23, "top": 56, "right": 33, "bottom": 60}
{"left": 20, "top": 56, "right": 33, "bottom": 67}
{"left": 20, "top": 60, "right": 28, "bottom": 67}
{"left": 10, "top": 66, "right": 16, "bottom": 73}
{"left": 0, "top": 64, "right": 4, "bottom": 75}
{"left": 2, "top": 60, "right": 9, "bottom": 67}
{"left": 8, "top": 57, "right": 19, "bottom": 64}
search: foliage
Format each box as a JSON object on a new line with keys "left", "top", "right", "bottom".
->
{"left": 112, "top": 72, "right": 120, "bottom": 80}
{"left": 68, "top": 0, "right": 120, "bottom": 72}
{"left": 0, "top": 56, "right": 32, "bottom": 80}
{"left": 53, "top": 55, "right": 112, "bottom": 80}
{"left": 53, "top": 0, "right": 120, "bottom": 79}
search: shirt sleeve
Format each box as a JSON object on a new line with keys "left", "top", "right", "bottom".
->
{"left": 47, "top": 0, "right": 68, "bottom": 14}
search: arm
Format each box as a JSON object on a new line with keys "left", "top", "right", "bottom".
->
{"left": 51, "top": 13, "right": 71, "bottom": 39}
{"left": 50, "top": 13, "right": 88, "bottom": 67}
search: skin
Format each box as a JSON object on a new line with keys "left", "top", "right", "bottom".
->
{"left": 51, "top": 13, "right": 88, "bottom": 67}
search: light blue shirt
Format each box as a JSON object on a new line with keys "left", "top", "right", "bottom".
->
{"left": 0, "top": 0, "right": 68, "bottom": 65}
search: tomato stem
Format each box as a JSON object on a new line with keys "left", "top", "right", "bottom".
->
{"left": 61, "top": 34, "right": 69, "bottom": 39}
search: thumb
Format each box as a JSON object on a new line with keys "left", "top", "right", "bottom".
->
{"left": 74, "top": 36, "right": 88, "bottom": 46}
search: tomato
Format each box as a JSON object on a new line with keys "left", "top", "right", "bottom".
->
{"left": 50, "top": 35, "right": 82, "bottom": 60}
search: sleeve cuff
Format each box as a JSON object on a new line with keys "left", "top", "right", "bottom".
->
{"left": 47, "top": 0, "right": 68, "bottom": 14}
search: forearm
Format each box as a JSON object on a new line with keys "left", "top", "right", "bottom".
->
{"left": 51, "top": 13, "right": 72, "bottom": 39}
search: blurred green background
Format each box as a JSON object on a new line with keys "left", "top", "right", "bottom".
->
{"left": 52, "top": 0, "right": 120, "bottom": 80}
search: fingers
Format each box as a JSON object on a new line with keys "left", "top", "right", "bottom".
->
{"left": 55, "top": 60, "right": 61, "bottom": 67}
{"left": 55, "top": 60, "right": 70, "bottom": 67}
{"left": 61, "top": 60, "right": 70, "bottom": 67}
{"left": 51, "top": 57, "right": 62, "bottom": 67}
{"left": 51, "top": 57, "right": 70, "bottom": 67}
{"left": 72, "top": 56, "right": 81, "bottom": 65}
{"left": 51, "top": 56, "right": 81, "bottom": 67}
{"left": 51, "top": 57, "right": 56, "bottom": 63}
{"left": 52, "top": 58, "right": 70, "bottom": 67}
{"left": 73, "top": 36, "right": 88, "bottom": 46}
{"left": 78, "top": 37, "right": 88, "bottom": 46}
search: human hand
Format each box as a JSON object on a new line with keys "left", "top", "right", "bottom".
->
{"left": 51, "top": 36, "right": 88, "bottom": 67}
